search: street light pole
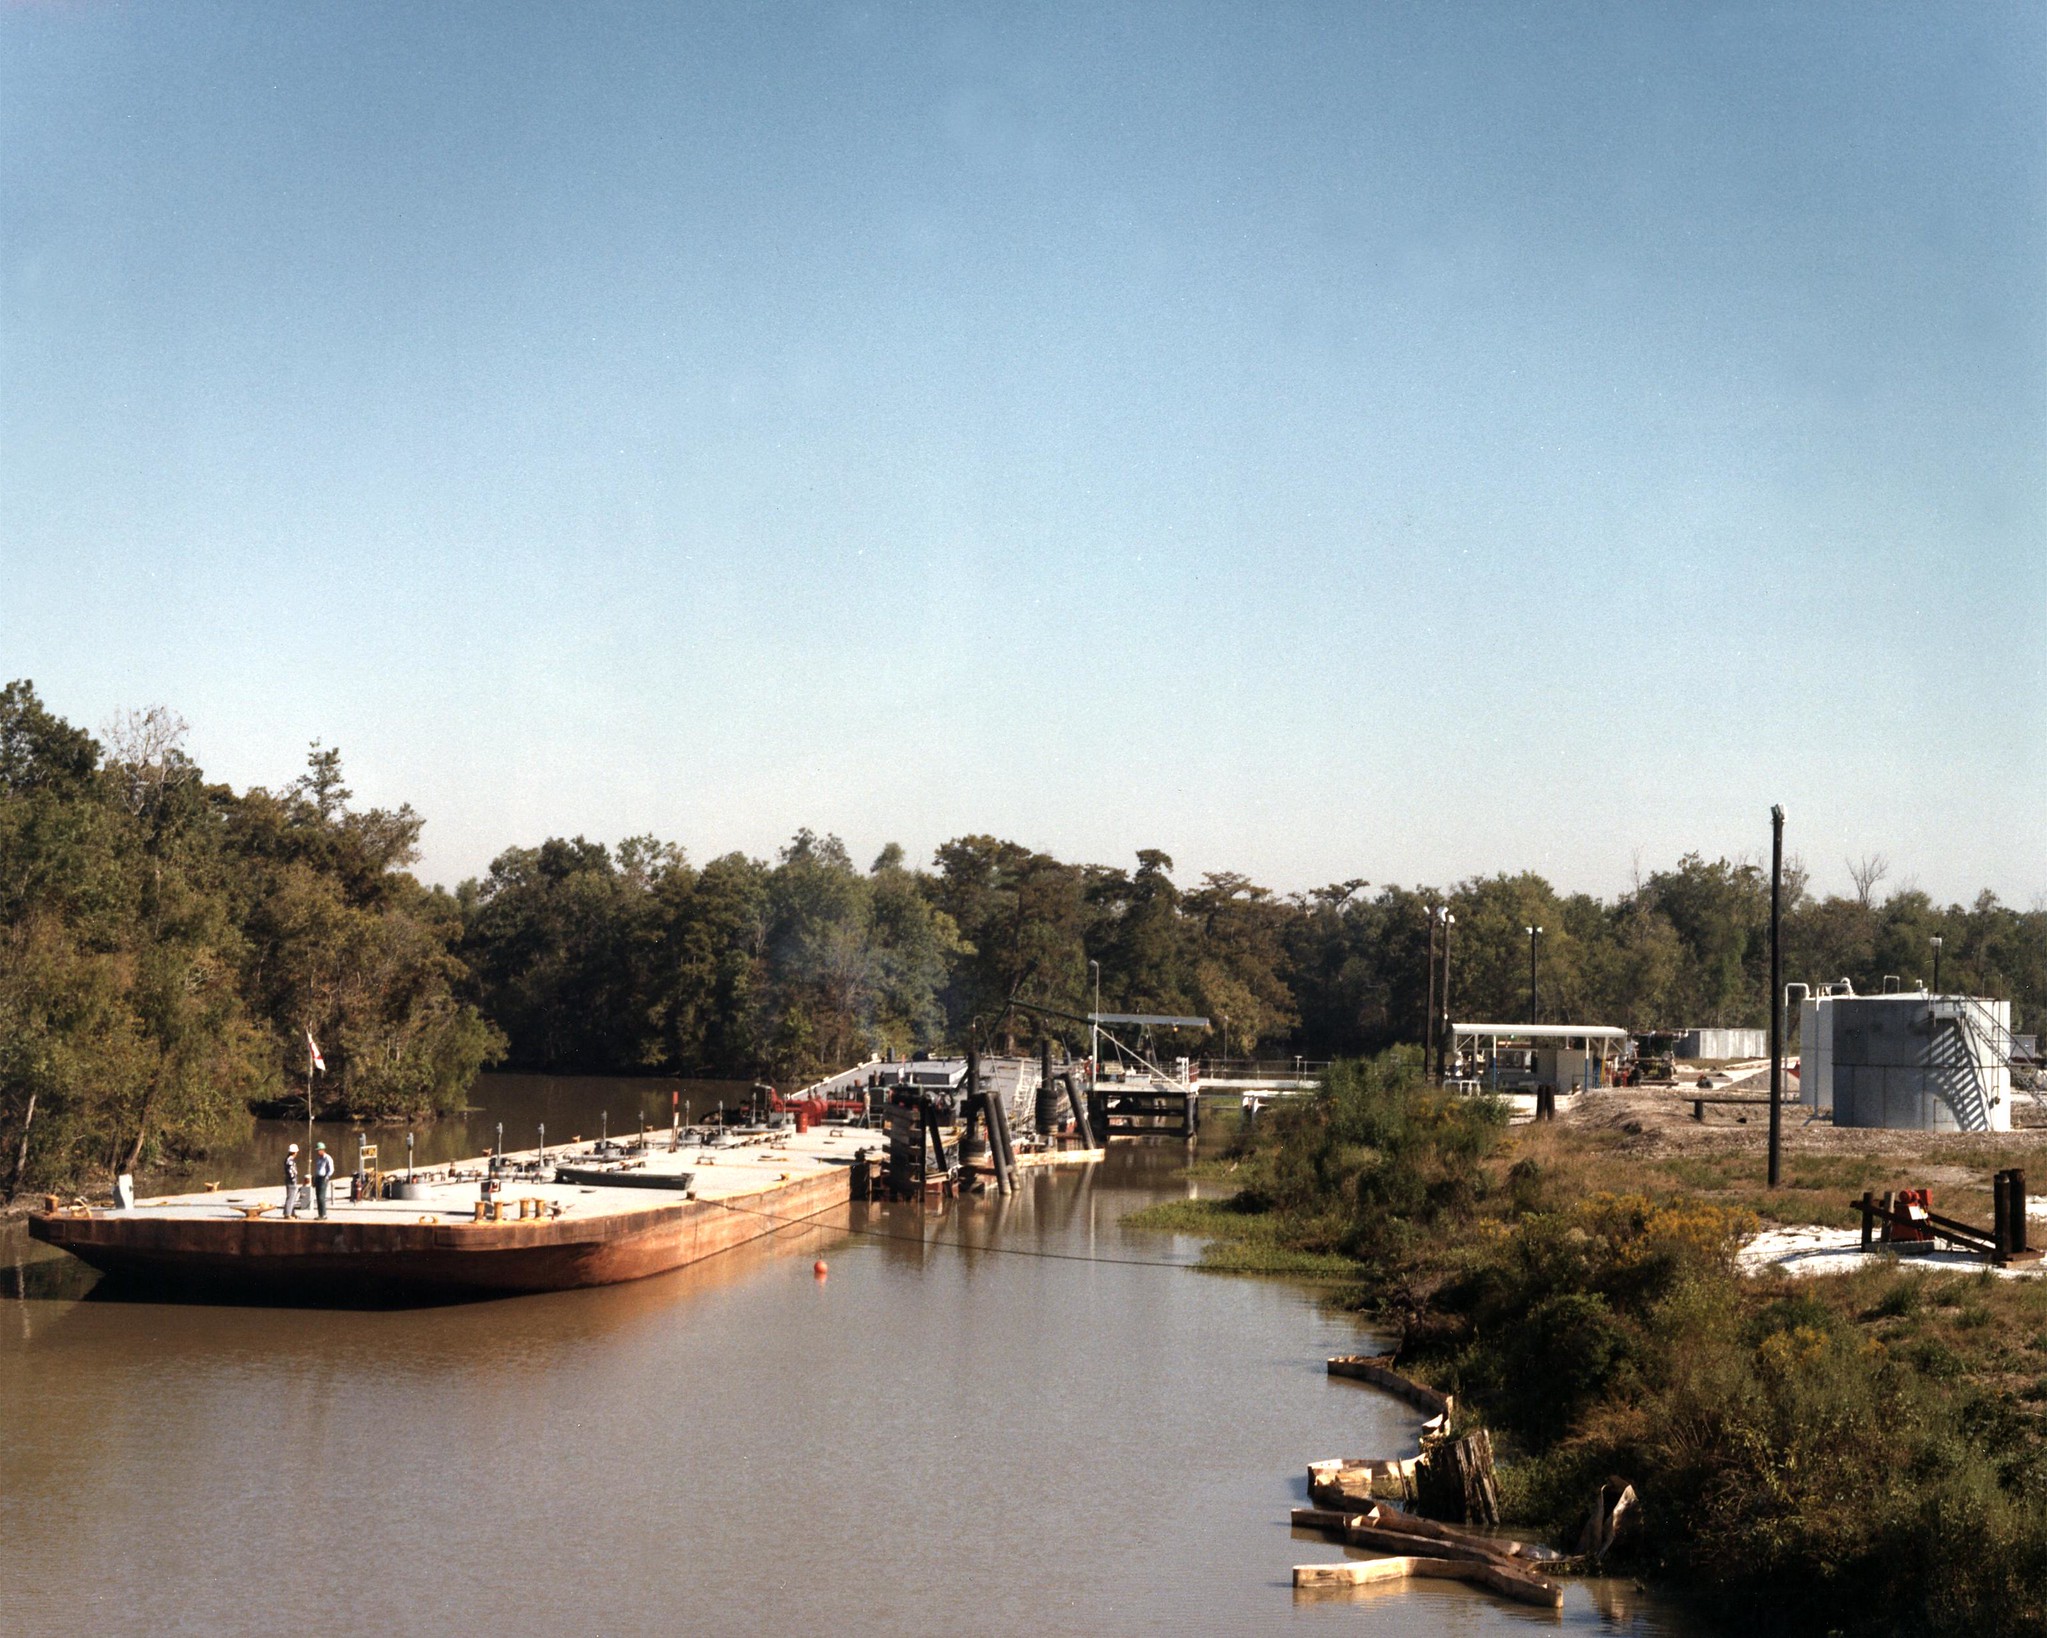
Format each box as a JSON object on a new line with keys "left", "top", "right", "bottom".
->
{"left": 1930, "top": 935, "right": 1944, "bottom": 995}
{"left": 1088, "top": 959, "right": 1101, "bottom": 1077}
{"left": 1525, "top": 925, "right": 1543, "bottom": 1025}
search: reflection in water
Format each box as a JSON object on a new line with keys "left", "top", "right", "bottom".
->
{"left": 1, "top": 1081, "right": 1698, "bottom": 1637}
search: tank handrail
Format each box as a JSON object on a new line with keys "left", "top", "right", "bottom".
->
{"left": 1940, "top": 995, "right": 2024, "bottom": 1064}
{"left": 1938, "top": 995, "right": 2041, "bottom": 1111}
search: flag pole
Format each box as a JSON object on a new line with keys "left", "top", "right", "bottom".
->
{"left": 303, "top": 1028, "right": 324, "bottom": 1207}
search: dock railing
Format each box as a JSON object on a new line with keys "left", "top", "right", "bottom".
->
{"left": 1195, "top": 1058, "right": 1330, "bottom": 1092}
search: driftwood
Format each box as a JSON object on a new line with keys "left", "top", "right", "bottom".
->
{"left": 1312, "top": 1354, "right": 1456, "bottom": 1508}
{"left": 1325, "top": 1354, "right": 1454, "bottom": 1426}
{"left": 1302, "top": 1353, "right": 1549, "bottom": 1609}
{"left": 1307, "top": 1457, "right": 1410, "bottom": 1509}
{"left": 1291, "top": 1504, "right": 1549, "bottom": 1565}
{"left": 1294, "top": 1555, "right": 1428, "bottom": 1590}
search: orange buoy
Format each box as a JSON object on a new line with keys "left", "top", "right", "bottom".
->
{"left": 813, "top": 1260, "right": 828, "bottom": 1278}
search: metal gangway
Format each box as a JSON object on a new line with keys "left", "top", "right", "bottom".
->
{"left": 1199, "top": 1058, "right": 1329, "bottom": 1117}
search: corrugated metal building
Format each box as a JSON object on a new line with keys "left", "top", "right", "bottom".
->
{"left": 1674, "top": 1027, "right": 1768, "bottom": 1060}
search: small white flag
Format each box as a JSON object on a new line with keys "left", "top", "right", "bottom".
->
{"left": 307, "top": 1031, "right": 326, "bottom": 1073}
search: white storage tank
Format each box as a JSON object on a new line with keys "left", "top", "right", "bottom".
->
{"left": 1799, "top": 986, "right": 2012, "bottom": 1132}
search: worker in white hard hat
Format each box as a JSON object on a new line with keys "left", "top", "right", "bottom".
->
{"left": 282, "top": 1143, "right": 301, "bottom": 1219}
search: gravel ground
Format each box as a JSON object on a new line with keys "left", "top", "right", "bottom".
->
{"left": 1739, "top": 1221, "right": 2047, "bottom": 1280}
{"left": 1555, "top": 1087, "right": 2047, "bottom": 1164}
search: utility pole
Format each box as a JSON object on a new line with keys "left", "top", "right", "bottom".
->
{"left": 1424, "top": 909, "right": 1440, "bottom": 1081}
{"left": 1768, "top": 804, "right": 1784, "bottom": 1190}
{"left": 1930, "top": 935, "right": 1944, "bottom": 995}
{"left": 1440, "top": 912, "right": 1456, "bottom": 1081}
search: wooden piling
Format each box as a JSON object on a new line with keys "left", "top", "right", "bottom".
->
{"left": 922, "top": 1100, "right": 950, "bottom": 1176}
{"left": 1062, "top": 1070, "right": 1096, "bottom": 1146}
{"left": 987, "top": 1089, "right": 1017, "bottom": 1194}
{"left": 1412, "top": 1430, "right": 1501, "bottom": 1526}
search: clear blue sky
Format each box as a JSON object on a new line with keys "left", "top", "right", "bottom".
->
{"left": 4, "top": 3, "right": 2042, "bottom": 903}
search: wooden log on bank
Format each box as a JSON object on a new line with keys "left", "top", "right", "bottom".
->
{"left": 1308, "top": 1457, "right": 1411, "bottom": 1509}
{"left": 1293, "top": 1555, "right": 1563, "bottom": 1609}
{"left": 1317, "top": 1355, "right": 1501, "bottom": 1523}
{"left": 1325, "top": 1355, "right": 1452, "bottom": 1428}
{"left": 1345, "top": 1520, "right": 1515, "bottom": 1567}
{"left": 1289, "top": 1505, "right": 1550, "bottom": 1565}
{"left": 1295, "top": 1555, "right": 1430, "bottom": 1590}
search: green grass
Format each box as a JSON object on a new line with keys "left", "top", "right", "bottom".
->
{"left": 1122, "top": 1197, "right": 1363, "bottom": 1280}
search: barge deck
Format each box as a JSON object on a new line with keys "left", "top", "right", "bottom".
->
{"left": 28, "top": 1124, "right": 875, "bottom": 1301}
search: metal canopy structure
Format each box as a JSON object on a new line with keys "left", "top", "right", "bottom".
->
{"left": 1088, "top": 1013, "right": 1210, "bottom": 1028}
{"left": 1451, "top": 1024, "right": 1628, "bottom": 1043}
{"left": 1448, "top": 1022, "right": 1629, "bottom": 1093}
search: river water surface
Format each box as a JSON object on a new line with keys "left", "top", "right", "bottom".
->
{"left": 2, "top": 1076, "right": 1696, "bottom": 1636}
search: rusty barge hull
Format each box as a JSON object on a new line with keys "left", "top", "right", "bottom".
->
{"left": 28, "top": 1166, "right": 848, "bottom": 1301}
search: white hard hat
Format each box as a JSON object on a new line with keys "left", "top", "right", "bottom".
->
{"left": 287, "top": 1143, "right": 300, "bottom": 1152}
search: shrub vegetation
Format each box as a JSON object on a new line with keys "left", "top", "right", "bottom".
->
{"left": 1167, "top": 1050, "right": 2047, "bottom": 1638}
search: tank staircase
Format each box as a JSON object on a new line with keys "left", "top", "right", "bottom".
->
{"left": 1928, "top": 997, "right": 2033, "bottom": 1130}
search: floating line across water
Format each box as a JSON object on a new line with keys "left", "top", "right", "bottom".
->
{"left": 700, "top": 1192, "right": 1365, "bottom": 1281}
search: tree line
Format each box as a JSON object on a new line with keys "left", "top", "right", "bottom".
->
{"left": 0, "top": 683, "right": 500, "bottom": 1191}
{"left": 462, "top": 830, "right": 2047, "bottom": 1076}
{"left": 4, "top": 680, "right": 2043, "bottom": 1190}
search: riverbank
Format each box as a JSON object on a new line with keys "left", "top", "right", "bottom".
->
{"left": 0, "top": 1117, "right": 1697, "bottom": 1638}
{"left": 1133, "top": 1054, "right": 2047, "bottom": 1637}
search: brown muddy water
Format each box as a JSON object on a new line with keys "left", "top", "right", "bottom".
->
{"left": 2, "top": 1077, "right": 1697, "bottom": 1636}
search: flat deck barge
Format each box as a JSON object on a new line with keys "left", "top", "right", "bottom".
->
{"left": 28, "top": 1124, "right": 872, "bottom": 1301}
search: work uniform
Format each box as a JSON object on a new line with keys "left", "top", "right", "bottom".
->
{"left": 282, "top": 1153, "right": 300, "bottom": 1219}
{"left": 313, "top": 1149, "right": 334, "bottom": 1219}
